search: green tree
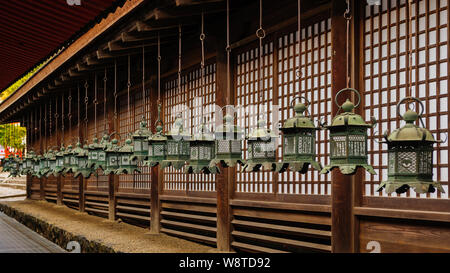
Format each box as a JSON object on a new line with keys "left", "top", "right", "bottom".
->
{"left": 0, "top": 123, "right": 26, "bottom": 151}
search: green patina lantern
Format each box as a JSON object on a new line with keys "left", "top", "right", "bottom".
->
{"left": 8, "top": 155, "right": 21, "bottom": 177}
{"left": 62, "top": 144, "right": 76, "bottom": 175}
{"left": 131, "top": 119, "right": 152, "bottom": 162}
{"left": 32, "top": 154, "right": 41, "bottom": 178}
{"left": 146, "top": 105, "right": 167, "bottom": 167}
{"left": 321, "top": 88, "right": 376, "bottom": 175}
{"left": 88, "top": 134, "right": 109, "bottom": 171}
{"left": 2, "top": 157, "right": 10, "bottom": 173}
{"left": 103, "top": 138, "right": 120, "bottom": 175}
{"left": 242, "top": 119, "right": 278, "bottom": 172}
{"left": 210, "top": 112, "right": 244, "bottom": 168}
{"left": 73, "top": 143, "right": 93, "bottom": 179}
{"left": 161, "top": 113, "right": 191, "bottom": 170}
{"left": 38, "top": 150, "right": 51, "bottom": 177}
{"left": 45, "top": 149, "right": 57, "bottom": 178}
{"left": 54, "top": 144, "right": 66, "bottom": 177}
{"left": 22, "top": 150, "right": 36, "bottom": 175}
{"left": 186, "top": 123, "right": 219, "bottom": 174}
{"left": 115, "top": 138, "right": 140, "bottom": 175}
{"left": 377, "top": 97, "right": 445, "bottom": 194}
{"left": 275, "top": 97, "right": 323, "bottom": 173}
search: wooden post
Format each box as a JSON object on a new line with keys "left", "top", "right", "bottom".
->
{"left": 26, "top": 174, "right": 32, "bottom": 199}
{"left": 150, "top": 81, "right": 161, "bottom": 233}
{"left": 108, "top": 96, "right": 117, "bottom": 221}
{"left": 330, "top": 0, "right": 354, "bottom": 253}
{"left": 214, "top": 19, "right": 233, "bottom": 252}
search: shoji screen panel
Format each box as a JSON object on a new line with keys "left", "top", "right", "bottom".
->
{"left": 162, "top": 62, "right": 217, "bottom": 194}
{"left": 235, "top": 15, "right": 332, "bottom": 195}
{"left": 363, "top": 0, "right": 449, "bottom": 198}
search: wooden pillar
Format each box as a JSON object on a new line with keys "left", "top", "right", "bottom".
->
{"left": 214, "top": 19, "right": 233, "bottom": 252}
{"left": 150, "top": 81, "right": 161, "bottom": 233}
{"left": 330, "top": 0, "right": 353, "bottom": 253}
{"left": 108, "top": 93, "right": 117, "bottom": 221}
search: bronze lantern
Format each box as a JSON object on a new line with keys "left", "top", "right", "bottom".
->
{"left": 115, "top": 138, "right": 140, "bottom": 175}
{"left": 146, "top": 106, "right": 167, "bottom": 167}
{"left": 321, "top": 88, "right": 376, "bottom": 175}
{"left": 62, "top": 144, "right": 75, "bottom": 175}
{"left": 103, "top": 138, "right": 120, "bottom": 175}
{"left": 242, "top": 119, "right": 277, "bottom": 172}
{"left": 131, "top": 119, "right": 152, "bottom": 162}
{"left": 210, "top": 112, "right": 244, "bottom": 168}
{"left": 185, "top": 123, "right": 219, "bottom": 174}
{"left": 275, "top": 97, "right": 322, "bottom": 173}
{"left": 161, "top": 113, "right": 191, "bottom": 170}
{"left": 377, "top": 97, "right": 445, "bottom": 194}
{"left": 53, "top": 145, "right": 66, "bottom": 177}
{"left": 45, "top": 149, "right": 57, "bottom": 178}
{"left": 88, "top": 134, "right": 109, "bottom": 171}
{"left": 73, "top": 143, "right": 93, "bottom": 179}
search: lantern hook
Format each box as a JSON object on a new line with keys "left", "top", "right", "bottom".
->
{"left": 396, "top": 96, "right": 425, "bottom": 119}
{"left": 108, "top": 131, "right": 122, "bottom": 142}
{"left": 436, "top": 132, "right": 448, "bottom": 144}
{"left": 335, "top": 88, "right": 361, "bottom": 109}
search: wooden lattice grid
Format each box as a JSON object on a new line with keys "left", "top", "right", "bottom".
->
{"left": 363, "top": 0, "right": 449, "bottom": 198}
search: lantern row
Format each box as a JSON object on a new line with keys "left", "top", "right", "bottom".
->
{"left": 6, "top": 92, "right": 445, "bottom": 195}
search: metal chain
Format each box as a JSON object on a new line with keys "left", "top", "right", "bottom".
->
{"left": 49, "top": 98, "right": 52, "bottom": 147}
{"left": 344, "top": 0, "right": 351, "bottom": 89}
{"left": 297, "top": 0, "right": 302, "bottom": 92}
{"left": 226, "top": 0, "right": 231, "bottom": 105}
{"left": 114, "top": 59, "right": 118, "bottom": 122}
{"left": 55, "top": 96, "right": 59, "bottom": 147}
{"left": 256, "top": 0, "right": 266, "bottom": 117}
{"left": 407, "top": 0, "right": 413, "bottom": 98}
{"left": 104, "top": 68, "right": 107, "bottom": 134}
{"left": 127, "top": 54, "right": 131, "bottom": 133}
{"left": 142, "top": 45, "right": 146, "bottom": 122}
{"left": 78, "top": 83, "right": 81, "bottom": 140}
{"left": 61, "top": 93, "right": 64, "bottom": 145}
{"left": 178, "top": 25, "right": 182, "bottom": 109}
{"left": 84, "top": 80, "right": 89, "bottom": 141}
{"left": 94, "top": 72, "right": 98, "bottom": 138}
{"left": 68, "top": 88, "right": 72, "bottom": 144}
{"left": 44, "top": 103, "right": 47, "bottom": 151}
{"left": 200, "top": 12, "right": 206, "bottom": 121}
{"left": 158, "top": 33, "right": 161, "bottom": 103}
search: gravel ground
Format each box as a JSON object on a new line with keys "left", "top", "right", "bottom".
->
{"left": 0, "top": 200, "right": 217, "bottom": 253}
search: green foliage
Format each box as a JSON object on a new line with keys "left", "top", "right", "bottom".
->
{"left": 0, "top": 62, "right": 47, "bottom": 102}
{"left": 0, "top": 123, "right": 26, "bottom": 150}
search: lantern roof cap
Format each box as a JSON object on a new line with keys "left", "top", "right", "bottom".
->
{"left": 282, "top": 102, "right": 318, "bottom": 130}
{"left": 191, "top": 124, "right": 214, "bottom": 141}
{"left": 118, "top": 138, "right": 134, "bottom": 153}
{"left": 56, "top": 144, "right": 65, "bottom": 157}
{"left": 89, "top": 135, "right": 108, "bottom": 149}
{"left": 148, "top": 125, "right": 167, "bottom": 141}
{"left": 247, "top": 119, "right": 278, "bottom": 140}
{"left": 215, "top": 114, "right": 243, "bottom": 135}
{"left": 105, "top": 139, "right": 120, "bottom": 152}
{"left": 132, "top": 120, "right": 152, "bottom": 138}
{"left": 73, "top": 142, "right": 88, "bottom": 156}
{"left": 25, "top": 150, "right": 36, "bottom": 159}
{"left": 327, "top": 110, "right": 373, "bottom": 128}
{"left": 385, "top": 110, "right": 436, "bottom": 142}
{"left": 167, "top": 115, "right": 191, "bottom": 138}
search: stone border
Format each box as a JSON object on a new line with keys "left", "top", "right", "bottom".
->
{"left": 0, "top": 203, "right": 117, "bottom": 253}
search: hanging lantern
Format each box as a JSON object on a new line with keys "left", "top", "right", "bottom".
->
{"left": 38, "top": 150, "right": 51, "bottom": 177}
{"left": 32, "top": 154, "right": 41, "bottom": 178}
{"left": 210, "top": 112, "right": 244, "bottom": 168}
{"left": 242, "top": 119, "right": 277, "bottom": 172}
{"left": 185, "top": 123, "right": 219, "bottom": 174}
{"left": 8, "top": 155, "right": 21, "bottom": 178}
{"left": 53, "top": 144, "right": 66, "bottom": 177}
{"left": 131, "top": 119, "right": 152, "bottom": 162}
{"left": 115, "top": 138, "right": 140, "bottom": 175}
{"left": 320, "top": 88, "right": 376, "bottom": 175}
{"left": 161, "top": 114, "right": 191, "bottom": 170}
{"left": 22, "top": 150, "right": 36, "bottom": 175}
{"left": 377, "top": 97, "right": 445, "bottom": 194}
{"left": 146, "top": 105, "right": 167, "bottom": 167}
{"left": 275, "top": 97, "right": 323, "bottom": 173}
{"left": 88, "top": 134, "right": 109, "bottom": 171}
{"left": 45, "top": 149, "right": 57, "bottom": 178}
{"left": 62, "top": 144, "right": 76, "bottom": 175}
{"left": 103, "top": 138, "right": 120, "bottom": 175}
{"left": 73, "top": 142, "right": 92, "bottom": 179}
